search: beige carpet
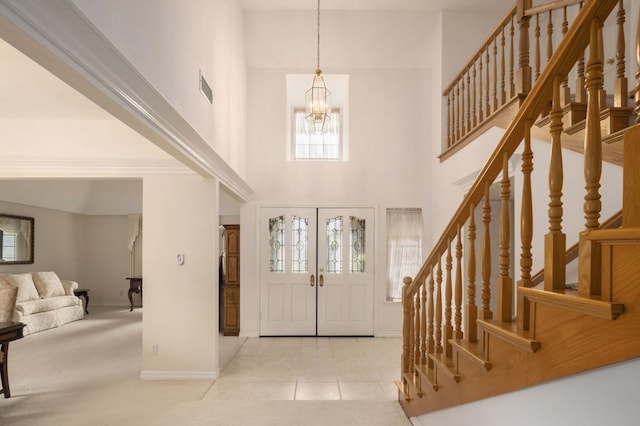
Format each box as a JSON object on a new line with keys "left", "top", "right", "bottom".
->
{"left": 0, "top": 306, "right": 410, "bottom": 425}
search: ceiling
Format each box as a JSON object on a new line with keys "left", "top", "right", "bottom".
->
{"left": 239, "top": 0, "right": 514, "bottom": 11}
{"left": 0, "top": 1, "right": 511, "bottom": 215}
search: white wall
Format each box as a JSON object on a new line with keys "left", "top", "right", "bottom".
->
{"left": 0, "top": 201, "right": 83, "bottom": 280}
{"left": 72, "top": 0, "right": 248, "bottom": 178}
{"left": 241, "top": 9, "right": 440, "bottom": 336}
{"left": 415, "top": 358, "right": 640, "bottom": 426}
{"left": 141, "top": 174, "right": 219, "bottom": 377}
{"left": 0, "top": 201, "right": 133, "bottom": 306}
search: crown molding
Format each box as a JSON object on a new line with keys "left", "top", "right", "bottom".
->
{"left": 0, "top": 158, "right": 193, "bottom": 178}
{"left": 0, "top": 0, "right": 253, "bottom": 200}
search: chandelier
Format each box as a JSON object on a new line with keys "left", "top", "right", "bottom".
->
{"left": 305, "top": 0, "right": 331, "bottom": 135}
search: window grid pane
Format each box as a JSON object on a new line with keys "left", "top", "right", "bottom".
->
{"left": 349, "top": 216, "right": 365, "bottom": 273}
{"left": 294, "top": 110, "right": 340, "bottom": 160}
{"left": 269, "top": 216, "right": 285, "bottom": 273}
{"left": 291, "top": 216, "right": 309, "bottom": 273}
{"left": 326, "top": 216, "right": 343, "bottom": 274}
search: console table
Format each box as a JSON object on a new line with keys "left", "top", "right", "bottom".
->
{"left": 0, "top": 322, "right": 25, "bottom": 398}
{"left": 126, "top": 277, "right": 142, "bottom": 312}
{"left": 74, "top": 288, "right": 90, "bottom": 314}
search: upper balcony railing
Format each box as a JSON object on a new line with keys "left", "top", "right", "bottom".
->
{"left": 440, "top": 0, "right": 633, "bottom": 161}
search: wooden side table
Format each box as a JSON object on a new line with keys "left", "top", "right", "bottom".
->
{"left": 126, "top": 277, "right": 142, "bottom": 312}
{"left": 74, "top": 288, "right": 90, "bottom": 314}
{"left": 0, "top": 322, "right": 25, "bottom": 398}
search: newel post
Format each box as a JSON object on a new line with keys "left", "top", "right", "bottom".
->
{"left": 516, "top": 0, "right": 532, "bottom": 96}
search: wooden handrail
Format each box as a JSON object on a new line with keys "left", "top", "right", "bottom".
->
{"left": 531, "top": 210, "right": 623, "bottom": 285}
{"left": 407, "top": 0, "right": 619, "bottom": 299}
{"left": 524, "top": 0, "right": 583, "bottom": 18}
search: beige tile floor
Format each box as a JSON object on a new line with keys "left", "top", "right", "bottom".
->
{"left": 206, "top": 337, "right": 402, "bottom": 403}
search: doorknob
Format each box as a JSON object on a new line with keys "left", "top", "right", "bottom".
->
{"left": 310, "top": 274, "right": 315, "bottom": 287}
{"left": 319, "top": 274, "right": 324, "bottom": 287}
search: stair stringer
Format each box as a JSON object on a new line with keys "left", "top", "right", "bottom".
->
{"left": 399, "top": 249, "right": 640, "bottom": 417}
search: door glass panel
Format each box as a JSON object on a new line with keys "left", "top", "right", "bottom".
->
{"left": 326, "top": 216, "right": 343, "bottom": 274}
{"left": 350, "top": 216, "right": 366, "bottom": 273}
{"left": 269, "top": 216, "right": 285, "bottom": 272}
{"left": 291, "top": 215, "right": 309, "bottom": 273}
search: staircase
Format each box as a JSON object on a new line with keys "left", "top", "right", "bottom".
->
{"left": 397, "top": 0, "right": 640, "bottom": 417}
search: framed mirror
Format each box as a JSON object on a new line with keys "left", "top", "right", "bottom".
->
{"left": 0, "top": 214, "right": 34, "bottom": 264}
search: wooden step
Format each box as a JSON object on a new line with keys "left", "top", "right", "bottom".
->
{"left": 401, "top": 371, "right": 423, "bottom": 397}
{"left": 478, "top": 319, "right": 541, "bottom": 353}
{"left": 520, "top": 287, "right": 625, "bottom": 320}
{"left": 450, "top": 339, "right": 492, "bottom": 371}
{"left": 429, "top": 353, "right": 460, "bottom": 383}
{"left": 415, "top": 363, "right": 438, "bottom": 391}
{"left": 395, "top": 379, "right": 411, "bottom": 402}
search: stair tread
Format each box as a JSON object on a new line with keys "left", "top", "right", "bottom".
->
{"left": 429, "top": 352, "right": 460, "bottom": 382}
{"left": 450, "top": 339, "right": 492, "bottom": 371}
{"left": 478, "top": 319, "right": 541, "bottom": 353}
{"left": 520, "top": 286, "right": 625, "bottom": 320}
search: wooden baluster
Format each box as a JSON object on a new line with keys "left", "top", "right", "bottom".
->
{"left": 493, "top": 36, "right": 499, "bottom": 111}
{"left": 598, "top": 21, "right": 607, "bottom": 110}
{"left": 420, "top": 280, "right": 427, "bottom": 365}
{"left": 486, "top": 48, "right": 491, "bottom": 115}
{"left": 409, "top": 291, "right": 415, "bottom": 375}
{"left": 456, "top": 83, "right": 461, "bottom": 141}
{"left": 576, "top": 2, "right": 587, "bottom": 104}
{"left": 461, "top": 74, "right": 467, "bottom": 137}
{"left": 414, "top": 290, "right": 421, "bottom": 369}
{"left": 451, "top": 88, "right": 457, "bottom": 145}
{"left": 509, "top": 14, "right": 515, "bottom": 98}
{"left": 481, "top": 182, "right": 493, "bottom": 320}
{"left": 472, "top": 61, "right": 478, "bottom": 127}
{"left": 497, "top": 153, "right": 513, "bottom": 322}
{"left": 501, "top": 26, "right": 506, "bottom": 105}
{"left": 427, "top": 268, "right": 435, "bottom": 367}
{"left": 447, "top": 92, "right": 452, "bottom": 147}
{"left": 516, "top": 3, "right": 532, "bottom": 95}
{"left": 636, "top": 2, "right": 640, "bottom": 123}
{"left": 401, "top": 277, "right": 412, "bottom": 376}
{"left": 535, "top": 13, "right": 541, "bottom": 81}
{"left": 545, "top": 75, "right": 566, "bottom": 292}
{"left": 454, "top": 223, "right": 464, "bottom": 340}
{"left": 445, "top": 240, "right": 453, "bottom": 357}
{"left": 561, "top": 6, "right": 571, "bottom": 105}
{"left": 466, "top": 203, "right": 478, "bottom": 343}
{"left": 584, "top": 18, "right": 603, "bottom": 231}
{"left": 614, "top": 0, "right": 627, "bottom": 108}
{"left": 518, "top": 122, "right": 533, "bottom": 331}
{"left": 435, "top": 258, "right": 443, "bottom": 353}
{"left": 547, "top": 10, "right": 554, "bottom": 66}
{"left": 467, "top": 68, "right": 472, "bottom": 132}
{"left": 479, "top": 56, "right": 485, "bottom": 121}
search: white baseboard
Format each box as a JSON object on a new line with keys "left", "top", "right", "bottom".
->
{"left": 140, "top": 370, "right": 219, "bottom": 381}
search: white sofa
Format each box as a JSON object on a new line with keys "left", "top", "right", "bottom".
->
{"left": 0, "top": 272, "right": 84, "bottom": 335}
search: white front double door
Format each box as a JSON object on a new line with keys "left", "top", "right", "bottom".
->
{"left": 260, "top": 207, "right": 374, "bottom": 336}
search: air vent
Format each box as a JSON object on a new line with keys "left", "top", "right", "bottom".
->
{"left": 199, "top": 71, "right": 213, "bottom": 105}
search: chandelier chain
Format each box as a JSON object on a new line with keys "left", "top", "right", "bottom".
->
{"left": 316, "top": 0, "right": 321, "bottom": 72}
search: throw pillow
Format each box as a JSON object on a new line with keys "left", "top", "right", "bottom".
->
{"left": 5, "top": 273, "right": 41, "bottom": 302}
{"left": 33, "top": 272, "right": 66, "bottom": 298}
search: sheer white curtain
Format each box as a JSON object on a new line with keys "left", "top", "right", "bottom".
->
{"left": 387, "top": 208, "right": 423, "bottom": 301}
